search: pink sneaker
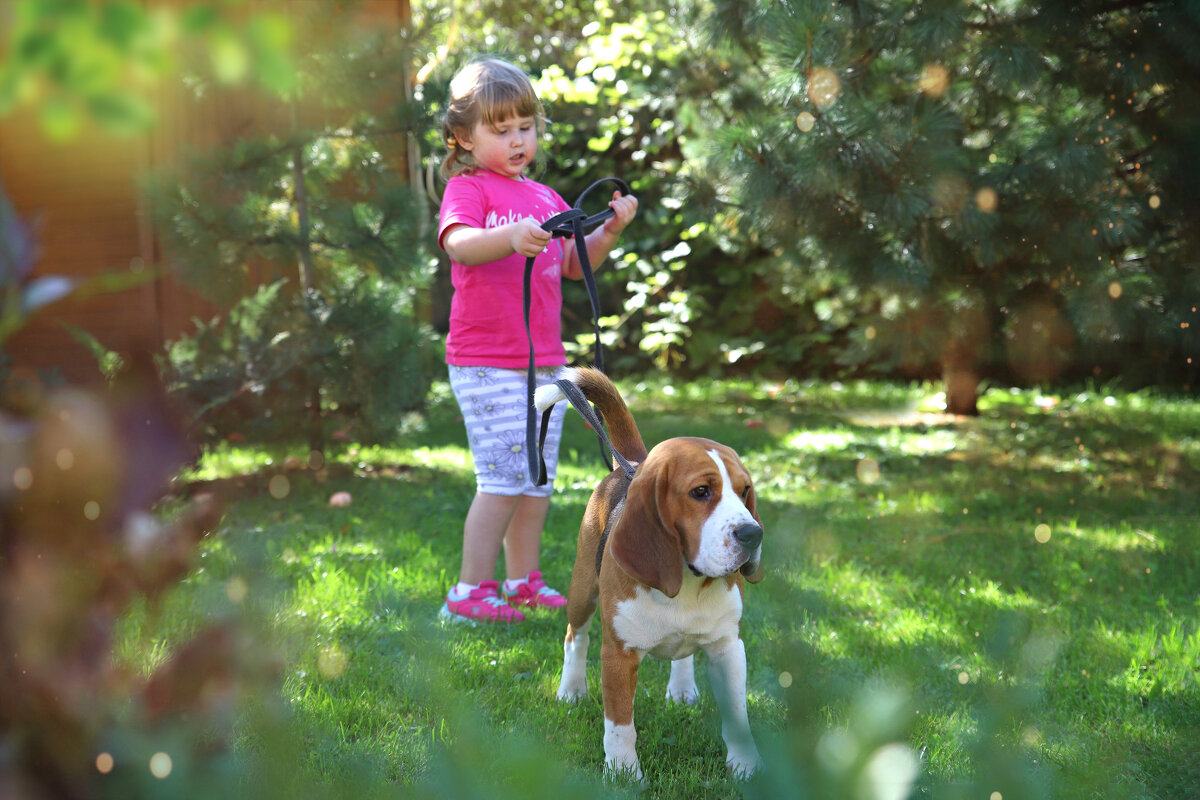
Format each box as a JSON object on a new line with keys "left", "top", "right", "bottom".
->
{"left": 502, "top": 570, "right": 567, "bottom": 609}
{"left": 439, "top": 581, "right": 526, "bottom": 624}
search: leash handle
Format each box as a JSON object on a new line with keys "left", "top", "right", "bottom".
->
{"left": 571, "top": 176, "right": 632, "bottom": 234}
{"left": 539, "top": 178, "right": 632, "bottom": 239}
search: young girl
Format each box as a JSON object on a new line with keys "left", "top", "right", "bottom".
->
{"left": 437, "top": 58, "right": 638, "bottom": 624}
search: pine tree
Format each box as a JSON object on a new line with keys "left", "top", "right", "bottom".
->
{"left": 701, "top": 0, "right": 1200, "bottom": 412}
{"left": 152, "top": 15, "right": 434, "bottom": 446}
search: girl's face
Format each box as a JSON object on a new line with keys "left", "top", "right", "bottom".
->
{"left": 460, "top": 113, "right": 538, "bottom": 179}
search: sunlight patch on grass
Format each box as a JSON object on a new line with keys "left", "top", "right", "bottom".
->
{"left": 554, "top": 459, "right": 610, "bottom": 493}
{"left": 289, "top": 566, "right": 371, "bottom": 633}
{"left": 398, "top": 446, "right": 471, "bottom": 472}
{"left": 1113, "top": 623, "right": 1200, "bottom": 696}
{"left": 1070, "top": 522, "right": 1167, "bottom": 555}
{"left": 785, "top": 425, "right": 961, "bottom": 461}
{"left": 184, "top": 442, "right": 286, "bottom": 480}
{"left": 788, "top": 429, "right": 855, "bottom": 452}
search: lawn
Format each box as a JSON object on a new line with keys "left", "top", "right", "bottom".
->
{"left": 120, "top": 377, "right": 1200, "bottom": 799}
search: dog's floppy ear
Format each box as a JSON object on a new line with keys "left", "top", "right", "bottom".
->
{"left": 609, "top": 461, "right": 683, "bottom": 598}
{"left": 739, "top": 483, "right": 765, "bottom": 584}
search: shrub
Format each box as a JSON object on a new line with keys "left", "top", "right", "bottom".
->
{"left": 163, "top": 277, "right": 436, "bottom": 445}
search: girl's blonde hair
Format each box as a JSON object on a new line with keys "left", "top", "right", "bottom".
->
{"left": 440, "top": 58, "right": 546, "bottom": 179}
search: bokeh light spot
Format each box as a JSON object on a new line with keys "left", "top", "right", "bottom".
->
{"left": 919, "top": 63, "right": 950, "bottom": 96}
{"left": 856, "top": 458, "right": 881, "bottom": 484}
{"left": 13, "top": 466, "right": 33, "bottom": 490}
{"left": 84, "top": 501, "right": 101, "bottom": 521}
{"left": 1035, "top": 524, "right": 1052, "bottom": 544}
{"left": 149, "top": 751, "right": 172, "bottom": 779}
{"left": 1108, "top": 282, "right": 1123, "bottom": 299}
{"left": 975, "top": 187, "right": 998, "bottom": 213}
{"left": 95, "top": 752, "right": 114, "bottom": 774}
{"left": 56, "top": 448, "right": 75, "bottom": 470}
{"left": 308, "top": 449, "right": 325, "bottom": 470}
{"left": 991, "top": 793, "right": 1004, "bottom": 800}
{"left": 268, "top": 474, "right": 290, "bottom": 499}
{"left": 226, "top": 576, "right": 248, "bottom": 604}
{"left": 318, "top": 645, "right": 348, "bottom": 679}
{"left": 779, "top": 671, "right": 793, "bottom": 688}
{"left": 933, "top": 173, "right": 970, "bottom": 213}
{"left": 795, "top": 111, "right": 816, "bottom": 132}
{"left": 1148, "top": 194, "right": 1161, "bottom": 209}
{"left": 864, "top": 743, "right": 920, "bottom": 800}
{"left": 808, "top": 67, "right": 841, "bottom": 109}
{"left": 958, "top": 671, "right": 970, "bottom": 685}
{"left": 816, "top": 728, "right": 859, "bottom": 772}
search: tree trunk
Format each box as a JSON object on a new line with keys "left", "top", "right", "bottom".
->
{"left": 292, "top": 144, "right": 324, "bottom": 453}
{"left": 942, "top": 339, "right": 980, "bottom": 416}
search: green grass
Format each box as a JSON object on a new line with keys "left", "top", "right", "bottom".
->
{"left": 122, "top": 377, "right": 1200, "bottom": 798}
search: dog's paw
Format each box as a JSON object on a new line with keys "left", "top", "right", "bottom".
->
{"left": 666, "top": 656, "right": 699, "bottom": 705}
{"left": 603, "top": 758, "right": 644, "bottom": 784}
{"left": 726, "top": 750, "right": 763, "bottom": 780}
{"left": 665, "top": 683, "right": 700, "bottom": 705}
{"left": 556, "top": 680, "right": 588, "bottom": 702}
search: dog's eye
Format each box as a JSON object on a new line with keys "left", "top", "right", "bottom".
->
{"left": 742, "top": 486, "right": 752, "bottom": 501}
{"left": 689, "top": 486, "right": 711, "bottom": 500}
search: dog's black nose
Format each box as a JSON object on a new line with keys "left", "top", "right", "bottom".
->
{"left": 733, "top": 522, "right": 763, "bottom": 551}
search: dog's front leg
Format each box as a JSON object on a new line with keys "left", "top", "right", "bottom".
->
{"left": 556, "top": 621, "right": 590, "bottom": 701}
{"left": 601, "top": 641, "right": 643, "bottom": 781}
{"left": 705, "top": 636, "right": 761, "bottom": 778}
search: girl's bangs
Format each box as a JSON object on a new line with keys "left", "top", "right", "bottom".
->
{"left": 479, "top": 83, "right": 541, "bottom": 127}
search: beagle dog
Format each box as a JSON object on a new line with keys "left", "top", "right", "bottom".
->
{"left": 534, "top": 367, "right": 764, "bottom": 780}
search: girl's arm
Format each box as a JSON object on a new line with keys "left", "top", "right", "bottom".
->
{"left": 443, "top": 217, "right": 553, "bottom": 265}
{"left": 562, "top": 192, "right": 639, "bottom": 280}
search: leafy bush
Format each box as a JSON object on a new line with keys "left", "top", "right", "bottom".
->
{"left": 164, "top": 277, "right": 436, "bottom": 445}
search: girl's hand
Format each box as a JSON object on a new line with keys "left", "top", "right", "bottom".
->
{"left": 510, "top": 217, "right": 553, "bottom": 258}
{"left": 603, "top": 191, "right": 639, "bottom": 237}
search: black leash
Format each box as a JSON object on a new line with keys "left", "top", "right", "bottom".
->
{"left": 549, "top": 377, "right": 638, "bottom": 481}
{"left": 523, "top": 177, "right": 632, "bottom": 486}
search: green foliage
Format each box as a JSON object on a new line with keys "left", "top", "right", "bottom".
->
{"left": 0, "top": 0, "right": 297, "bottom": 139}
{"left": 414, "top": 0, "right": 755, "bottom": 372}
{"left": 695, "top": 0, "right": 1200, "bottom": 393}
{"left": 163, "top": 278, "right": 437, "bottom": 444}
{"left": 152, "top": 128, "right": 427, "bottom": 306}
{"left": 151, "top": 8, "right": 436, "bottom": 446}
{"left": 60, "top": 320, "right": 124, "bottom": 381}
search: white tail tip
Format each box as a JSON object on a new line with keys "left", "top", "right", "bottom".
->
{"left": 533, "top": 383, "right": 563, "bottom": 412}
{"left": 533, "top": 367, "right": 580, "bottom": 412}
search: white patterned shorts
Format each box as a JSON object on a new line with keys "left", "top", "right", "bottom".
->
{"left": 448, "top": 365, "right": 567, "bottom": 497}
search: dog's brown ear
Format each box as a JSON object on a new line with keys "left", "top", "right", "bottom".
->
{"left": 740, "top": 485, "right": 765, "bottom": 584}
{"left": 609, "top": 462, "right": 683, "bottom": 597}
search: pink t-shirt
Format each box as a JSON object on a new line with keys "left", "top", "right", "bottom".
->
{"left": 438, "top": 169, "right": 573, "bottom": 368}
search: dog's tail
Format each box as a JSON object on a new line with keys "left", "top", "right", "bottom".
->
{"left": 534, "top": 367, "right": 649, "bottom": 465}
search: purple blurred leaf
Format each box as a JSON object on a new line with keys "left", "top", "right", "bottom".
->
{"left": 21, "top": 275, "right": 76, "bottom": 312}
{"left": 109, "top": 355, "right": 197, "bottom": 521}
{"left": 1, "top": 182, "right": 40, "bottom": 284}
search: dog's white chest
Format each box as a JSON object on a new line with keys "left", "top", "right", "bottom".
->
{"left": 611, "top": 581, "right": 743, "bottom": 660}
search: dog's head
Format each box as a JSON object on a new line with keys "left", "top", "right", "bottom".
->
{"left": 609, "top": 437, "right": 764, "bottom": 597}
